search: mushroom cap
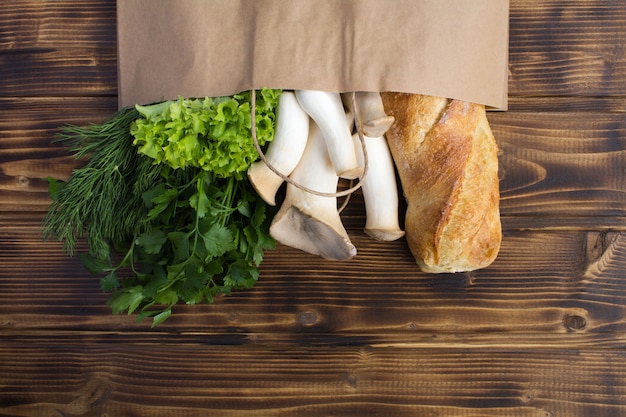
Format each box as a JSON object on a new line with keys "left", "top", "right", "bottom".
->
{"left": 270, "top": 205, "right": 357, "bottom": 261}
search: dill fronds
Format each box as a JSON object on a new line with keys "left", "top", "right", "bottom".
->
{"left": 42, "top": 107, "right": 161, "bottom": 261}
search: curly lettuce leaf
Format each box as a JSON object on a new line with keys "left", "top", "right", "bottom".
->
{"left": 131, "top": 89, "right": 281, "bottom": 180}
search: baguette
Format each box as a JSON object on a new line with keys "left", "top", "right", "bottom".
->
{"left": 380, "top": 93, "right": 501, "bottom": 273}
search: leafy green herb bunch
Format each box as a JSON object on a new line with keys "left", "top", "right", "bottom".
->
{"left": 43, "top": 89, "right": 281, "bottom": 326}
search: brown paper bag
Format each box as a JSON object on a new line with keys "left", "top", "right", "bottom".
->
{"left": 117, "top": 0, "right": 509, "bottom": 109}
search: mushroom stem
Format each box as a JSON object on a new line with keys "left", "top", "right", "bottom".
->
{"left": 342, "top": 91, "right": 395, "bottom": 138}
{"left": 352, "top": 132, "right": 405, "bottom": 241}
{"left": 247, "top": 91, "right": 310, "bottom": 205}
{"left": 269, "top": 122, "right": 357, "bottom": 260}
{"left": 295, "top": 89, "right": 363, "bottom": 180}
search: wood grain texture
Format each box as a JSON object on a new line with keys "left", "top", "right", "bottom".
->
{"left": 0, "top": 2, "right": 118, "bottom": 98}
{"left": 1, "top": 344, "right": 625, "bottom": 417}
{"left": 3, "top": 108, "right": 626, "bottom": 223}
{"left": 508, "top": 0, "right": 626, "bottom": 98}
{"left": 2, "top": 215, "right": 626, "bottom": 350}
{"left": 492, "top": 111, "right": 626, "bottom": 218}
{"left": 2, "top": 1, "right": 626, "bottom": 416}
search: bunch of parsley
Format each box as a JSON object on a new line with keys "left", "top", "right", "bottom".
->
{"left": 43, "top": 89, "right": 281, "bottom": 326}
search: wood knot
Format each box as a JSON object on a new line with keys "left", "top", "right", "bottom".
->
{"left": 563, "top": 314, "right": 587, "bottom": 331}
{"left": 16, "top": 175, "right": 29, "bottom": 186}
{"left": 2, "top": 320, "right": 15, "bottom": 328}
{"left": 582, "top": 231, "right": 620, "bottom": 279}
{"left": 298, "top": 311, "right": 318, "bottom": 326}
{"left": 406, "top": 322, "right": 418, "bottom": 330}
{"left": 74, "top": 376, "right": 113, "bottom": 409}
{"left": 342, "top": 373, "right": 358, "bottom": 388}
{"left": 521, "top": 389, "right": 535, "bottom": 403}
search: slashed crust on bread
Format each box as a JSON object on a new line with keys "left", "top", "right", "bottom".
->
{"left": 381, "top": 92, "right": 501, "bottom": 273}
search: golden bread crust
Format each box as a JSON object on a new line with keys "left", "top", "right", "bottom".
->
{"left": 381, "top": 92, "right": 502, "bottom": 273}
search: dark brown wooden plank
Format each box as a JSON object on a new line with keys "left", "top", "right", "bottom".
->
{"left": 2, "top": 214, "right": 626, "bottom": 348}
{"left": 0, "top": 1, "right": 117, "bottom": 97}
{"left": 1, "top": 343, "right": 625, "bottom": 417}
{"left": 2, "top": 1, "right": 626, "bottom": 416}
{"left": 0, "top": 1, "right": 116, "bottom": 48}
{"left": 507, "top": 96, "right": 626, "bottom": 113}
{"left": 490, "top": 111, "right": 626, "bottom": 218}
{"left": 0, "top": 97, "right": 119, "bottom": 211}
{"left": 4, "top": 106, "right": 626, "bottom": 227}
{"left": 509, "top": 0, "right": 626, "bottom": 98}
{"left": 0, "top": 48, "right": 117, "bottom": 97}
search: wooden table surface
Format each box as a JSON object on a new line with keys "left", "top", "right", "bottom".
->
{"left": 2, "top": 1, "right": 626, "bottom": 416}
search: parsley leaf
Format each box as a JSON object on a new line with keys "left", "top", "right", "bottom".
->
{"left": 43, "top": 90, "right": 280, "bottom": 326}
